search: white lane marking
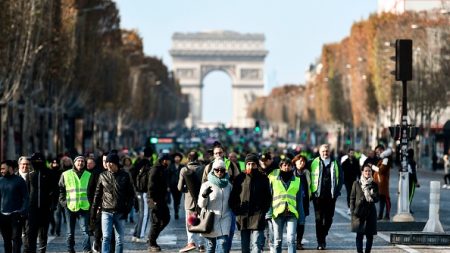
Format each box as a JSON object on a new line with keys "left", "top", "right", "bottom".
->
{"left": 335, "top": 206, "right": 422, "bottom": 253}
{"left": 47, "top": 236, "right": 56, "bottom": 243}
{"left": 157, "top": 234, "right": 177, "bottom": 245}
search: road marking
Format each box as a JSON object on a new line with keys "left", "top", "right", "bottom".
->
{"left": 157, "top": 234, "right": 177, "bottom": 245}
{"left": 335, "top": 207, "right": 422, "bottom": 253}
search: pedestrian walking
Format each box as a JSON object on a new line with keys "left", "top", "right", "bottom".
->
{"left": 350, "top": 165, "right": 379, "bottom": 253}
{"left": 310, "top": 144, "right": 343, "bottom": 250}
{"left": 91, "top": 153, "right": 135, "bottom": 253}
{"left": 202, "top": 143, "right": 240, "bottom": 251}
{"left": 442, "top": 154, "right": 450, "bottom": 189}
{"left": 259, "top": 152, "right": 278, "bottom": 251}
{"left": 0, "top": 160, "right": 29, "bottom": 253}
{"left": 121, "top": 156, "right": 136, "bottom": 224}
{"left": 24, "top": 152, "right": 56, "bottom": 253}
{"left": 178, "top": 151, "right": 206, "bottom": 252}
{"left": 147, "top": 153, "right": 172, "bottom": 252}
{"left": 372, "top": 145, "right": 392, "bottom": 220}
{"left": 131, "top": 147, "right": 153, "bottom": 242}
{"left": 48, "top": 158, "right": 63, "bottom": 237}
{"left": 407, "top": 149, "right": 420, "bottom": 212}
{"left": 58, "top": 156, "right": 94, "bottom": 253}
{"left": 292, "top": 154, "right": 310, "bottom": 250}
{"left": 341, "top": 148, "right": 360, "bottom": 215}
{"left": 229, "top": 153, "right": 271, "bottom": 253}
{"left": 268, "top": 158, "right": 304, "bottom": 253}
{"left": 197, "top": 159, "right": 233, "bottom": 253}
{"left": 168, "top": 152, "right": 184, "bottom": 220}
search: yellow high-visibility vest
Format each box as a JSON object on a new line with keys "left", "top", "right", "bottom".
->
{"left": 271, "top": 176, "right": 300, "bottom": 218}
{"left": 310, "top": 158, "right": 339, "bottom": 194}
{"left": 63, "top": 170, "right": 91, "bottom": 212}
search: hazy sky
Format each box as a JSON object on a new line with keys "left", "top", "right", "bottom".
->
{"left": 115, "top": 0, "right": 377, "bottom": 124}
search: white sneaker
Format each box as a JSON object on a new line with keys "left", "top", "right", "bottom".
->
{"left": 136, "top": 237, "right": 148, "bottom": 243}
{"left": 347, "top": 208, "right": 351, "bottom": 215}
{"left": 131, "top": 236, "right": 138, "bottom": 242}
{"left": 442, "top": 184, "right": 447, "bottom": 189}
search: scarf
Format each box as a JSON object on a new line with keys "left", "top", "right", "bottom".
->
{"left": 280, "top": 170, "right": 292, "bottom": 183}
{"left": 360, "top": 176, "right": 374, "bottom": 202}
{"left": 208, "top": 170, "right": 230, "bottom": 188}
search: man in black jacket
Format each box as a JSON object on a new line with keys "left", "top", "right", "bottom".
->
{"left": 147, "top": 153, "right": 171, "bottom": 252}
{"left": 24, "top": 152, "right": 56, "bottom": 253}
{"left": 229, "top": 153, "right": 272, "bottom": 253}
{"left": 91, "top": 153, "right": 135, "bottom": 253}
{"left": 0, "top": 160, "right": 29, "bottom": 253}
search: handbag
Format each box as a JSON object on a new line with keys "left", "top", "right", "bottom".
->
{"left": 188, "top": 208, "right": 215, "bottom": 233}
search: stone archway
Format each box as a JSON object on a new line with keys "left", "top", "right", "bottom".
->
{"left": 170, "top": 31, "right": 267, "bottom": 128}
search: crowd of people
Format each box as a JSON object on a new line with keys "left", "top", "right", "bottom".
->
{"left": 0, "top": 141, "right": 421, "bottom": 253}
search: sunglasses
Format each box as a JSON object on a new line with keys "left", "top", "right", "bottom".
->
{"left": 214, "top": 168, "right": 226, "bottom": 173}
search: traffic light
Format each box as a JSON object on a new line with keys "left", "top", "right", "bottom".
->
{"left": 254, "top": 120, "right": 261, "bottom": 133}
{"left": 395, "top": 39, "right": 413, "bottom": 81}
{"left": 150, "top": 137, "right": 158, "bottom": 144}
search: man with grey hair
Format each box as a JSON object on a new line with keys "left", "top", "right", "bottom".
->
{"left": 309, "top": 144, "right": 343, "bottom": 250}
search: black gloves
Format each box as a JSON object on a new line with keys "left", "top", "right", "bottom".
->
{"left": 202, "top": 186, "right": 213, "bottom": 198}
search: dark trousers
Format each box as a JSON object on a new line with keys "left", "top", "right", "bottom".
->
{"left": 378, "top": 194, "right": 391, "bottom": 219}
{"left": 344, "top": 180, "right": 353, "bottom": 208}
{"left": 93, "top": 212, "right": 102, "bottom": 252}
{"left": 356, "top": 233, "right": 373, "bottom": 253}
{"left": 170, "top": 187, "right": 182, "bottom": 217}
{"left": 444, "top": 174, "right": 450, "bottom": 184}
{"left": 24, "top": 208, "right": 51, "bottom": 253}
{"left": 0, "top": 213, "right": 24, "bottom": 253}
{"left": 296, "top": 224, "right": 305, "bottom": 245}
{"left": 49, "top": 203, "right": 65, "bottom": 236}
{"left": 312, "top": 197, "right": 336, "bottom": 245}
{"left": 148, "top": 204, "right": 170, "bottom": 246}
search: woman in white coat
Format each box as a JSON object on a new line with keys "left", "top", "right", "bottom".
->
{"left": 198, "top": 159, "right": 233, "bottom": 253}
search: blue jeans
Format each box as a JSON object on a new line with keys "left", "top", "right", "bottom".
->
{"left": 272, "top": 216, "right": 297, "bottom": 253}
{"left": 240, "top": 229, "right": 265, "bottom": 253}
{"left": 185, "top": 210, "right": 204, "bottom": 246}
{"left": 205, "top": 235, "right": 228, "bottom": 253}
{"left": 101, "top": 212, "right": 125, "bottom": 253}
{"left": 226, "top": 213, "right": 235, "bottom": 251}
{"left": 264, "top": 219, "right": 274, "bottom": 253}
{"left": 133, "top": 192, "right": 150, "bottom": 238}
{"left": 65, "top": 208, "right": 91, "bottom": 252}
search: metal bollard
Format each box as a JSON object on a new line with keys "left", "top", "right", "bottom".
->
{"left": 423, "top": 181, "right": 444, "bottom": 233}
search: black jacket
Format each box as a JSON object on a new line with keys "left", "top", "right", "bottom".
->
{"left": 27, "top": 165, "right": 55, "bottom": 211}
{"left": 229, "top": 169, "right": 272, "bottom": 231}
{"left": 92, "top": 169, "right": 134, "bottom": 215}
{"left": 147, "top": 161, "right": 169, "bottom": 209}
{"left": 350, "top": 180, "right": 379, "bottom": 235}
{"left": 0, "top": 174, "right": 29, "bottom": 214}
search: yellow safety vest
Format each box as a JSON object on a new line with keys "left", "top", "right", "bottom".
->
{"left": 310, "top": 158, "right": 339, "bottom": 195}
{"left": 63, "top": 170, "right": 91, "bottom": 212}
{"left": 268, "top": 168, "right": 280, "bottom": 183}
{"left": 272, "top": 176, "right": 300, "bottom": 218}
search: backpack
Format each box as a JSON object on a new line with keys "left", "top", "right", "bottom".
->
{"left": 135, "top": 165, "right": 150, "bottom": 193}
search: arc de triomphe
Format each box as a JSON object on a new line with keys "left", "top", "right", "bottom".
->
{"left": 170, "top": 31, "right": 267, "bottom": 128}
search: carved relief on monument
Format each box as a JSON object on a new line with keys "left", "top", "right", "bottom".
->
{"left": 176, "top": 68, "right": 197, "bottom": 78}
{"left": 240, "top": 68, "right": 262, "bottom": 80}
{"left": 201, "top": 65, "right": 236, "bottom": 79}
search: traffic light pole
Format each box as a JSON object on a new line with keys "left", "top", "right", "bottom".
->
{"left": 393, "top": 79, "right": 414, "bottom": 222}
